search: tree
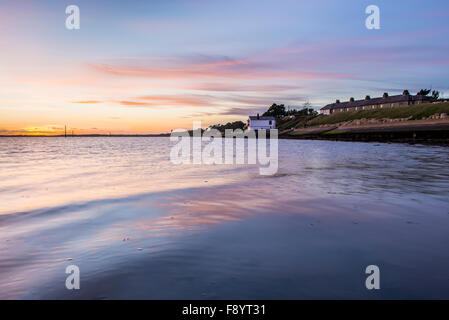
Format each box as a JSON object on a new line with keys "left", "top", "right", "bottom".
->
{"left": 262, "top": 103, "right": 286, "bottom": 118}
{"left": 308, "top": 108, "right": 318, "bottom": 117}
{"left": 209, "top": 121, "right": 245, "bottom": 133}
{"left": 417, "top": 89, "right": 431, "bottom": 96}
{"left": 417, "top": 88, "right": 440, "bottom": 100}
{"left": 431, "top": 90, "right": 440, "bottom": 100}
{"left": 303, "top": 100, "right": 312, "bottom": 109}
{"left": 261, "top": 102, "right": 317, "bottom": 119}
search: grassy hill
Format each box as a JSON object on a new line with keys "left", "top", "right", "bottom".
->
{"left": 307, "top": 102, "right": 449, "bottom": 127}
{"left": 276, "top": 115, "right": 318, "bottom": 131}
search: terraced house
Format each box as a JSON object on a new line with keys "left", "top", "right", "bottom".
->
{"left": 320, "top": 90, "right": 434, "bottom": 115}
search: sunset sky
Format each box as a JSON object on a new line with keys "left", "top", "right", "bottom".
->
{"left": 1, "top": 0, "right": 448, "bottom": 135}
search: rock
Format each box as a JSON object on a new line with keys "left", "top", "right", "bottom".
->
{"left": 431, "top": 114, "right": 440, "bottom": 119}
{"left": 441, "top": 113, "right": 448, "bottom": 119}
{"left": 137, "top": 248, "right": 143, "bottom": 251}
{"left": 66, "top": 258, "right": 72, "bottom": 261}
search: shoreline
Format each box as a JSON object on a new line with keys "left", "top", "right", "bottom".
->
{"left": 2, "top": 122, "right": 449, "bottom": 146}
{"left": 280, "top": 119, "right": 449, "bottom": 146}
{"left": 0, "top": 134, "right": 171, "bottom": 137}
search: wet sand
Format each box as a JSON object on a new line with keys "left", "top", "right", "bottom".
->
{"left": 1, "top": 137, "right": 449, "bottom": 299}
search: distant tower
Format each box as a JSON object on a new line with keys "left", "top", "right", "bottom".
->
{"left": 65, "top": 125, "right": 67, "bottom": 137}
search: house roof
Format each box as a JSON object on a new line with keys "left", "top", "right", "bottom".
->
{"left": 249, "top": 116, "right": 275, "bottom": 120}
{"left": 321, "top": 94, "right": 433, "bottom": 110}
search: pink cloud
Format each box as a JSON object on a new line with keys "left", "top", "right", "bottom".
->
{"left": 188, "top": 83, "right": 303, "bottom": 92}
{"left": 87, "top": 51, "right": 355, "bottom": 82}
{"left": 74, "top": 100, "right": 104, "bottom": 104}
{"left": 88, "top": 62, "right": 353, "bottom": 80}
{"left": 116, "top": 94, "right": 219, "bottom": 108}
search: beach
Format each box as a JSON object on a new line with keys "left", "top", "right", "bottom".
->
{"left": 1, "top": 137, "right": 449, "bottom": 299}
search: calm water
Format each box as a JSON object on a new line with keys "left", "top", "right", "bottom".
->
{"left": 0, "top": 137, "right": 448, "bottom": 299}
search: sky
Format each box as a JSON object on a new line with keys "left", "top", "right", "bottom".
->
{"left": 1, "top": 0, "right": 448, "bottom": 135}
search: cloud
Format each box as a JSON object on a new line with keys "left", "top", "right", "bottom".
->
{"left": 218, "top": 107, "right": 268, "bottom": 116}
{"left": 180, "top": 106, "right": 269, "bottom": 118}
{"left": 87, "top": 57, "right": 354, "bottom": 80}
{"left": 115, "top": 94, "right": 219, "bottom": 108}
{"left": 74, "top": 100, "right": 104, "bottom": 104}
{"left": 135, "top": 94, "right": 218, "bottom": 107}
{"left": 225, "top": 94, "right": 307, "bottom": 106}
{"left": 113, "top": 92, "right": 306, "bottom": 109}
{"left": 270, "top": 29, "right": 449, "bottom": 73}
{"left": 190, "top": 55, "right": 251, "bottom": 68}
{"left": 118, "top": 101, "right": 154, "bottom": 107}
{"left": 188, "top": 83, "right": 303, "bottom": 92}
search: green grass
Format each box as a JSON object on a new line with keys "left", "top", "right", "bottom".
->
{"left": 277, "top": 115, "right": 317, "bottom": 131}
{"left": 307, "top": 102, "right": 449, "bottom": 127}
{"left": 322, "top": 130, "right": 347, "bottom": 135}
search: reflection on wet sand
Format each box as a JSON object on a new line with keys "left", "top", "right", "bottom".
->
{"left": 0, "top": 138, "right": 449, "bottom": 299}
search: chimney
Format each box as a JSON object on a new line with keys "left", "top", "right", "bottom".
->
{"left": 336, "top": 99, "right": 340, "bottom": 104}
{"left": 257, "top": 113, "right": 260, "bottom": 120}
{"left": 349, "top": 97, "right": 355, "bottom": 102}
{"left": 383, "top": 92, "right": 388, "bottom": 98}
{"left": 365, "top": 95, "right": 371, "bottom": 100}
{"left": 402, "top": 90, "right": 409, "bottom": 96}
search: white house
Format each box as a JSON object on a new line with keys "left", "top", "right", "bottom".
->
{"left": 247, "top": 114, "right": 276, "bottom": 130}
